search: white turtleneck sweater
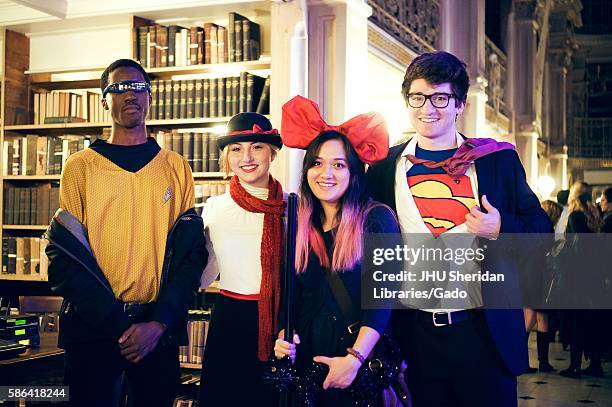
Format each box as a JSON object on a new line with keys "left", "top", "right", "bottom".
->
{"left": 200, "top": 182, "right": 269, "bottom": 294}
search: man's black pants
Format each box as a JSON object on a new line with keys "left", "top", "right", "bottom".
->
{"left": 393, "top": 309, "right": 517, "bottom": 407}
{"left": 63, "top": 340, "right": 179, "bottom": 407}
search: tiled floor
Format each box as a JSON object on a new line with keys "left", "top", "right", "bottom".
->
{"left": 518, "top": 332, "right": 612, "bottom": 406}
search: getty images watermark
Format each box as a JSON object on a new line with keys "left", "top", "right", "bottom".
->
{"left": 361, "top": 233, "right": 612, "bottom": 310}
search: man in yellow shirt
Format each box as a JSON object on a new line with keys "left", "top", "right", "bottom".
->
{"left": 46, "top": 59, "right": 206, "bottom": 407}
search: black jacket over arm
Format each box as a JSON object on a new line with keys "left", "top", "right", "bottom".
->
{"left": 46, "top": 208, "right": 207, "bottom": 348}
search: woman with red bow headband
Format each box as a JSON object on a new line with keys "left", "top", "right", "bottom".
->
{"left": 274, "top": 96, "right": 400, "bottom": 405}
{"left": 199, "top": 112, "right": 285, "bottom": 406}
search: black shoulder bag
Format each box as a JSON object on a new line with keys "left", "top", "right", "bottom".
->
{"left": 324, "top": 270, "right": 412, "bottom": 407}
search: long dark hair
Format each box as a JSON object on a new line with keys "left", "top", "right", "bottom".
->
{"left": 295, "top": 131, "right": 380, "bottom": 272}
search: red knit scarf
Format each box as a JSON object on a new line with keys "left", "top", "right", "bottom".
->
{"left": 229, "top": 175, "right": 285, "bottom": 361}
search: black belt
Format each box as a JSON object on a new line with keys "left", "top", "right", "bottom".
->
{"left": 417, "top": 309, "right": 477, "bottom": 327}
{"left": 122, "top": 302, "right": 155, "bottom": 318}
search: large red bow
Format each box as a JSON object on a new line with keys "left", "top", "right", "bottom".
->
{"left": 228, "top": 124, "right": 280, "bottom": 136}
{"left": 281, "top": 95, "right": 389, "bottom": 165}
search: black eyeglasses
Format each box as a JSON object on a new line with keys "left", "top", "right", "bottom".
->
{"left": 103, "top": 80, "right": 151, "bottom": 97}
{"left": 406, "top": 92, "right": 456, "bottom": 108}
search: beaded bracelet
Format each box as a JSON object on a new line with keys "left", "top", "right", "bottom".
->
{"left": 346, "top": 347, "right": 366, "bottom": 364}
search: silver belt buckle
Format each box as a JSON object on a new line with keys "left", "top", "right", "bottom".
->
{"left": 347, "top": 322, "right": 360, "bottom": 335}
{"left": 432, "top": 311, "right": 452, "bottom": 327}
{"left": 124, "top": 302, "right": 139, "bottom": 316}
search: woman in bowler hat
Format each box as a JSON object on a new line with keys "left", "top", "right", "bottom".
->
{"left": 199, "top": 112, "right": 285, "bottom": 406}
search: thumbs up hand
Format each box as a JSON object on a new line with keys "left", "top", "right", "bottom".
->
{"left": 465, "top": 195, "right": 501, "bottom": 240}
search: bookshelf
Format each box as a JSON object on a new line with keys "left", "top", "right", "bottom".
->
{"left": 4, "top": 116, "right": 266, "bottom": 133}
{"left": 0, "top": 5, "right": 273, "bottom": 281}
{"left": 180, "top": 363, "right": 203, "bottom": 370}
{"left": 3, "top": 225, "right": 48, "bottom": 230}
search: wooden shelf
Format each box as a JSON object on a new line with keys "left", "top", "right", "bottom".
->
{"left": 2, "top": 225, "right": 48, "bottom": 230}
{"left": 26, "top": 58, "right": 271, "bottom": 86}
{"left": 31, "top": 80, "right": 99, "bottom": 91}
{"left": 4, "top": 175, "right": 61, "bottom": 181}
{"left": 4, "top": 122, "right": 110, "bottom": 133}
{"left": 0, "top": 273, "right": 47, "bottom": 281}
{"left": 147, "top": 58, "right": 271, "bottom": 79}
{"left": 4, "top": 117, "right": 243, "bottom": 134}
{"left": 147, "top": 117, "right": 234, "bottom": 127}
{"left": 26, "top": 65, "right": 106, "bottom": 76}
{"left": 193, "top": 172, "right": 227, "bottom": 179}
{"left": 180, "top": 363, "right": 202, "bottom": 370}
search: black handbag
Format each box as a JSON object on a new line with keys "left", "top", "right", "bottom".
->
{"left": 324, "top": 270, "right": 411, "bottom": 407}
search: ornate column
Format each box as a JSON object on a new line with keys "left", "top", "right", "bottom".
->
{"left": 542, "top": 1, "right": 581, "bottom": 194}
{"left": 439, "top": 0, "right": 488, "bottom": 139}
{"left": 550, "top": 146, "right": 569, "bottom": 191}
{"left": 269, "top": 0, "right": 309, "bottom": 190}
{"left": 507, "top": 0, "right": 540, "bottom": 186}
{"left": 545, "top": 44, "right": 573, "bottom": 192}
{"left": 307, "top": 0, "right": 372, "bottom": 122}
{"left": 270, "top": 0, "right": 372, "bottom": 189}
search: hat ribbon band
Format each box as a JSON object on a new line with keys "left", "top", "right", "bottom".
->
{"left": 227, "top": 124, "right": 279, "bottom": 137}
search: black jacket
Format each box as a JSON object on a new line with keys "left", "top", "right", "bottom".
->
{"left": 366, "top": 140, "right": 553, "bottom": 376}
{"left": 45, "top": 208, "right": 207, "bottom": 348}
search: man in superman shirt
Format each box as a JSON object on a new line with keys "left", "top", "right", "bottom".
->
{"left": 366, "top": 51, "right": 552, "bottom": 407}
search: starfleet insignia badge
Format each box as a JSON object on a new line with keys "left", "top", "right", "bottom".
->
{"left": 164, "top": 186, "right": 173, "bottom": 204}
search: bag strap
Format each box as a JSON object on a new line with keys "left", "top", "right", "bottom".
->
{"left": 324, "top": 270, "right": 361, "bottom": 334}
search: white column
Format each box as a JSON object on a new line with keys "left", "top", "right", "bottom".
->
{"left": 439, "top": 0, "right": 488, "bottom": 137}
{"left": 550, "top": 148, "right": 569, "bottom": 192}
{"left": 269, "top": 0, "right": 309, "bottom": 190}
{"left": 507, "top": 0, "right": 540, "bottom": 187}
{"left": 307, "top": 0, "right": 372, "bottom": 122}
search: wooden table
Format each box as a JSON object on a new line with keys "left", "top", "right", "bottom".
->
{"left": 0, "top": 332, "right": 64, "bottom": 386}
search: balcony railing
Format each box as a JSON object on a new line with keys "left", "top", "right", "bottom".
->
{"left": 367, "top": 0, "right": 439, "bottom": 54}
{"left": 569, "top": 118, "right": 612, "bottom": 158}
{"left": 485, "top": 36, "right": 509, "bottom": 118}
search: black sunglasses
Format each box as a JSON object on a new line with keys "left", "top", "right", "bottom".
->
{"left": 103, "top": 80, "right": 151, "bottom": 97}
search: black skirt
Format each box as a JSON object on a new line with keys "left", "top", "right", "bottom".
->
{"left": 199, "top": 295, "right": 275, "bottom": 407}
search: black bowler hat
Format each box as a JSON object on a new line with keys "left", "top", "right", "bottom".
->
{"left": 217, "top": 112, "right": 283, "bottom": 150}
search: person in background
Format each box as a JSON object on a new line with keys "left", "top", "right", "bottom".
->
{"left": 523, "top": 200, "right": 563, "bottom": 373}
{"left": 274, "top": 95, "right": 399, "bottom": 406}
{"left": 199, "top": 112, "right": 285, "bottom": 406}
{"left": 560, "top": 181, "right": 604, "bottom": 378}
{"left": 600, "top": 187, "right": 612, "bottom": 233}
{"left": 598, "top": 187, "right": 612, "bottom": 368}
{"left": 555, "top": 189, "right": 570, "bottom": 238}
{"left": 46, "top": 58, "right": 206, "bottom": 407}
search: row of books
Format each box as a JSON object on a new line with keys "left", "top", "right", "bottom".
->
{"left": 2, "top": 129, "right": 237, "bottom": 178}
{"left": 149, "top": 74, "right": 269, "bottom": 120}
{"left": 3, "top": 184, "right": 60, "bottom": 225}
{"left": 1, "top": 182, "right": 226, "bottom": 227}
{"left": 29, "top": 74, "right": 271, "bottom": 126}
{"left": 32, "top": 90, "right": 111, "bottom": 125}
{"left": 180, "top": 310, "right": 211, "bottom": 365}
{"left": 194, "top": 182, "right": 229, "bottom": 216}
{"left": 1, "top": 237, "right": 49, "bottom": 277}
{"left": 2, "top": 136, "right": 93, "bottom": 176}
{"left": 152, "top": 130, "right": 220, "bottom": 173}
{"left": 134, "top": 12, "right": 261, "bottom": 68}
